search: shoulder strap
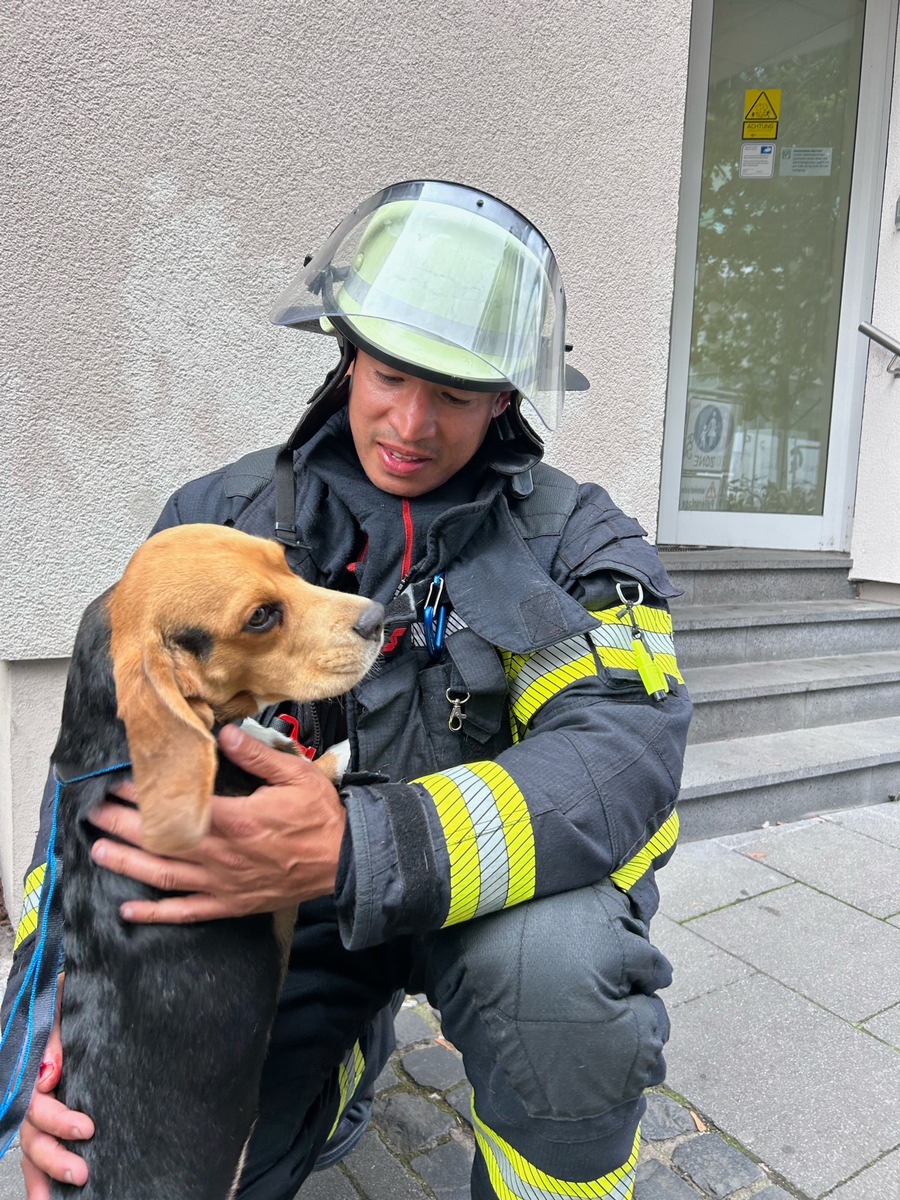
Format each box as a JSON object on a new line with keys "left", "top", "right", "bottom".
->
{"left": 223, "top": 445, "right": 280, "bottom": 503}
{"left": 508, "top": 462, "right": 579, "bottom": 541}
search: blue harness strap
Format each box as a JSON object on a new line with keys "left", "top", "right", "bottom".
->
{"left": 0, "top": 761, "right": 130, "bottom": 1157}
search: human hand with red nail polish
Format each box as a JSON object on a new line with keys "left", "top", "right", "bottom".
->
{"left": 20, "top": 974, "right": 94, "bottom": 1197}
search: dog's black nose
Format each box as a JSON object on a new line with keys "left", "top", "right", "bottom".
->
{"left": 354, "top": 601, "right": 385, "bottom": 642}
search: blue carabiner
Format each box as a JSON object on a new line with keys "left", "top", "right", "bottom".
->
{"left": 423, "top": 572, "right": 448, "bottom": 659}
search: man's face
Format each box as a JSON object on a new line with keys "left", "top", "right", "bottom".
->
{"left": 347, "top": 349, "right": 511, "bottom": 497}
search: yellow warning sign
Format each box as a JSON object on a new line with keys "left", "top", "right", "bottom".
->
{"left": 743, "top": 88, "right": 781, "bottom": 139}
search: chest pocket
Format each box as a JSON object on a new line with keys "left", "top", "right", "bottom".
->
{"left": 353, "top": 629, "right": 512, "bottom": 782}
{"left": 426, "top": 627, "right": 511, "bottom": 765}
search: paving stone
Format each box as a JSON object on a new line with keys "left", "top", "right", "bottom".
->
{"left": 0, "top": 1140, "right": 22, "bottom": 1200}
{"left": 343, "top": 1128, "right": 427, "bottom": 1199}
{"left": 393, "top": 1006, "right": 437, "bottom": 1048}
{"left": 686, "top": 882, "right": 900, "bottom": 1021}
{"left": 652, "top": 914, "right": 755, "bottom": 1009}
{"left": 664, "top": 973, "right": 900, "bottom": 1197}
{"left": 862, "top": 1001, "right": 900, "bottom": 1046}
{"left": 753, "top": 1188, "right": 795, "bottom": 1200}
{"left": 671, "top": 1133, "right": 763, "bottom": 1197}
{"left": 828, "top": 1146, "right": 900, "bottom": 1199}
{"left": 410, "top": 1138, "right": 475, "bottom": 1200}
{"left": 446, "top": 1082, "right": 473, "bottom": 1125}
{"left": 296, "top": 1164, "right": 360, "bottom": 1199}
{"left": 720, "top": 819, "right": 900, "bottom": 918}
{"left": 376, "top": 1060, "right": 400, "bottom": 1092}
{"left": 402, "top": 1044, "right": 467, "bottom": 1091}
{"left": 635, "top": 1158, "right": 702, "bottom": 1198}
{"left": 825, "top": 802, "right": 900, "bottom": 849}
{"left": 642, "top": 1093, "right": 699, "bottom": 1141}
{"left": 657, "top": 839, "right": 792, "bottom": 921}
{"left": 375, "top": 1091, "right": 454, "bottom": 1154}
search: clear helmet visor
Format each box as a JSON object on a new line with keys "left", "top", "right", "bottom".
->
{"left": 270, "top": 180, "right": 568, "bottom": 429}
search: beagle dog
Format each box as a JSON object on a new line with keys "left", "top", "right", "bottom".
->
{"left": 50, "top": 524, "right": 383, "bottom": 1199}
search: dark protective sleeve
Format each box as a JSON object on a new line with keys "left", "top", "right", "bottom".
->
{"left": 334, "top": 484, "right": 693, "bottom": 950}
{"left": 1, "top": 770, "right": 61, "bottom": 1028}
{"left": 149, "top": 467, "right": 233, "bottom": 534}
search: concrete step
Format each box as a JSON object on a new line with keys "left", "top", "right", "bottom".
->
{"left": 684, "top": 651, "right": 900, "bottom": 743}
{"left": 661, "top": 548, "right": 855, "bottom": 605}
{"left": 678, "top": 714, "right": 900, "bottom": 840}
{"left": 673, "top": 598, "right": 900, "bottom": 667}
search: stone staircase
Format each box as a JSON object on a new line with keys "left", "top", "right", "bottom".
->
{"left": 662, "top": 549, "right": 900, "bottom": 840}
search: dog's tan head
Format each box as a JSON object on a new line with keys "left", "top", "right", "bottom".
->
{"left": 108, "top": 524, "right": 384, "bottom": 853}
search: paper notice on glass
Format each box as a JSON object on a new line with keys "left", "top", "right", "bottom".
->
{"left": 739, "top": 143, "right": 775, "bottom": 178}
{"left": 780, "top": 147, "right": 833, "bottom": 176}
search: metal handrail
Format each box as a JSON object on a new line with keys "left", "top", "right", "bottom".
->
{"left": 859, "top": 322, "right": 900, "bottom": 375}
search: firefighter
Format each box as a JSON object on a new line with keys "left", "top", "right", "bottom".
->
{"left": 9, "top": 179, "right": 691, "bottom": 1198}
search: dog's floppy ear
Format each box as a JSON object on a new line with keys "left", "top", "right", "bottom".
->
{"left": 113, "top": 637, "right": 217, "bottom": 854}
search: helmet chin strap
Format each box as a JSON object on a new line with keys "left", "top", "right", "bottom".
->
{"left": 274, "top": 338, "right": 356, "bottom": 546}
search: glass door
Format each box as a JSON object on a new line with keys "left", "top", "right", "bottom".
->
{"left": 659, "top": 0, "right": 895, "bottom": 549}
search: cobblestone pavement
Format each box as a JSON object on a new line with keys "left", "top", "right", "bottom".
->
{"left": 299, "top": 995, "right": 806, "bottom": 1200}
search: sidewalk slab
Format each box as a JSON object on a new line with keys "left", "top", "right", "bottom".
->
{"left": 863, "top": 1002, "right": 900, "bottom": 1049}
{"left": 663, "top": 972, "right": 900, "bottom": 1197}
{"left": 683, "top": 882, "right": 900, "bottom": 1021}
{"left": 824, "top": 801, "right": 900, "bottom": 849}
{"left": 653, "top": 914, "right": 756, "bottom": 1009}
{"left": 829, "top": 1147, "right": 900, "bottom": 1199}
{"left": 656, "top": 839, "right": 793, "bottom": 921}
{"left": 720, "top": 817, "right": 900, "bottom": 917}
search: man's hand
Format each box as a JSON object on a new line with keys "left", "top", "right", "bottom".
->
{"left": 20, "top": 975, "right": 94, "bottom": 1197}
{"left": 88, "top": 723, "right": 347, "bottom": 923}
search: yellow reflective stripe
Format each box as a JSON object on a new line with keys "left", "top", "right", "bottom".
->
{"left": 610, "top": 811, "right": 680, "bottom": 891}
{"left": 473, "top": 1107, "right": 640, "bottom": 1199}
{"left": 591, "top": 603, "right": 673, "bottom": 634}
{"left": 503, "top": 607, "right": 683, "bottom": 730}
{"left": 469, "top": 762, "right": 536, "bottom": 909}
{"left": 417, "top": 769, "right": 482, "bottom": 925}
{"left": 590, "top": 645, "right": 682, "bottom": 682}
{"left": 13, "top": 863, "right": 46, "bottom": 950}
{"left": 327, "top": 1039, "right": 366, "bottom": 1140}
{"left": 589, "top": 606, "right": 684, "bottom": 686}
{"left": 416, "top": 763, "right": 536, "bottom": 926}
{"left": 513, "top": 650, "right": 599, "bottom": 727}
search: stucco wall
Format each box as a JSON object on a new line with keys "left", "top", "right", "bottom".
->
{"left": 1, "top": 0, "right": 691, "bottom": 912}
{"left": 852, "top": 32, "right": 900, "bottom": 583}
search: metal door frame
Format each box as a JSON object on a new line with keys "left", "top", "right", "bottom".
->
{"left": 658, "top": 0, "right": 897, "bottom": 550}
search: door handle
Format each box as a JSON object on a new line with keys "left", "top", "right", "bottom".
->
{"left": 859, "top": 322, "right": 900, "bottom": 375}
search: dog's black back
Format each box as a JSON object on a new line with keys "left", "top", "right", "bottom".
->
{"left": 51, "top": 593, "right": 285, "bottom": 1200}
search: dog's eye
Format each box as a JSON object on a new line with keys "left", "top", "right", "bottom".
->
{"left": 244, "top": 604, "right": 283, "bottom": 632}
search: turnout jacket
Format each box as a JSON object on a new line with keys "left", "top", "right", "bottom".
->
{"left": 4, "top": 411, "right": 691, "bottom": 992}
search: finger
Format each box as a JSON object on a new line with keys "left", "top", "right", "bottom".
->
{"left": 108, "top": 780, "right": 138, "bottom": 804}
{"left": 21, "top": 1155, "right": 52, "bottom": 1200}
{"left": 119, "top": 894, "right": 232, "bottom": 925}
{"left": 24, "top": 1091, "right": 94, "bottom": 1143}
{"left": 36, "top": 1055, "right": 61, "bottom": 1094}
{"left": 91, "top": 839, "right": 207, "bottom": 893}
{"left": 21, "top": 1124, "right": 90, "bottom": 1188}
{"left": 218, "top": 723, "right": 317, "bottom": 787}
{"left": 87, "top": 799, "right": 145, "bottom": 844}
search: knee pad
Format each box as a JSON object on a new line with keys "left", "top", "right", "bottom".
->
{"left": 450, "top": 880, "right": 672, "bottom": 1122}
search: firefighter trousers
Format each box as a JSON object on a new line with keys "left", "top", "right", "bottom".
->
{"left": 235, "top": 877, "right": 672, "bottom": 1200}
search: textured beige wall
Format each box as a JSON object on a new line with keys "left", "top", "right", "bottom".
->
{"left": 852, "top": 29, "right": 900, "bottom": 584}
{"left": 3, "top": 0, "right": 691, "bottom": 661}
{"left": 1, "top": 0, "right": 691, "bottom": 910}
